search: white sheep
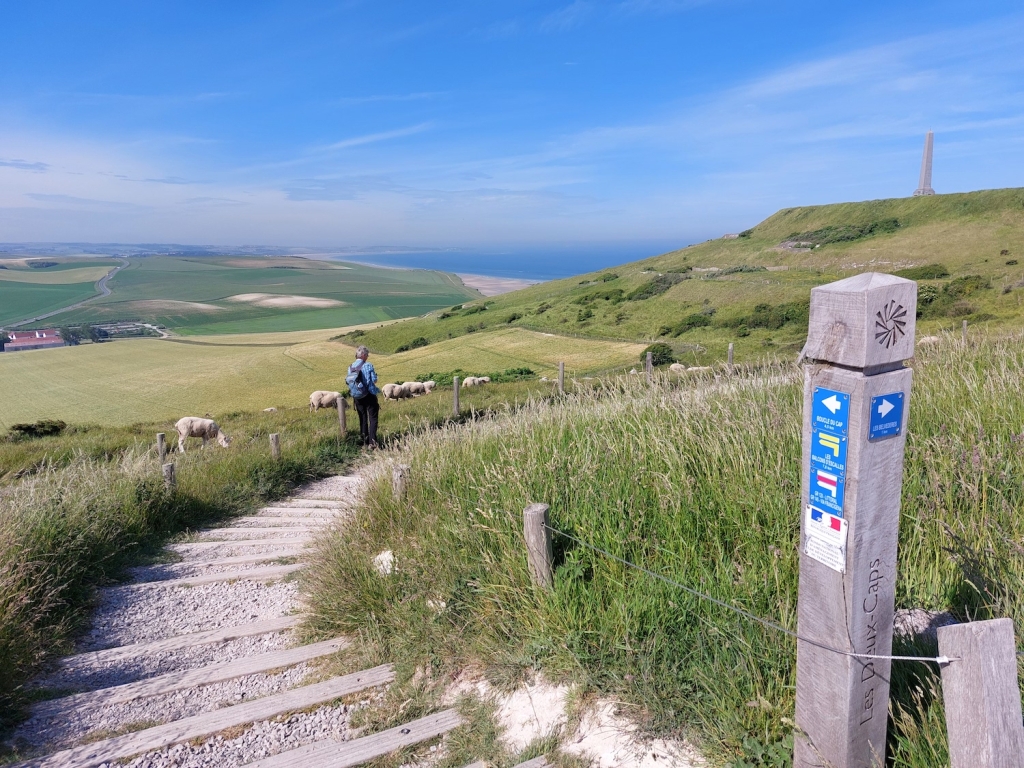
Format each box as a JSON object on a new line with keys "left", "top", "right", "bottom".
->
{"left": 175, "top": 417, "right": 231, "bottom": 453}
{"left": 383, "top": 383, "right": 413, "bottom": 400}
{"left": 479, "top": 376, "right": 491, "bottom": 383}
{"left": 461, "top": 376, "right": 478, "bottom": 387}
{"left": 917, "top": 335, "right": 941, "bottom": 346}
{"left": 669, "top": 363, "right": 686, "bottom": 374}
{"left": 422, "top": 380, "right": 436, "bottom": 393}
{"left": 403, "top": 381, "right": 427, "bottom": 396}
{"left": 309, "top": 390, "right": 341, "bottom": 412}
{"left": 687, "top": 366, "right": 714, "bottom": 373}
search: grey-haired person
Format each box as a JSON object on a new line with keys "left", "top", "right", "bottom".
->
{"left": 346, "top": 345, "right": 381, "bottom": 447}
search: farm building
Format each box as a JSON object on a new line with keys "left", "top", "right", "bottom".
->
{"left": 3, "top": 329, "right": 66, "bottom": 352}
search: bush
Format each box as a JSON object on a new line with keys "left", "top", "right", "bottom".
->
{"left": 718, "top": 265, "right": 767, "bottom": 276}
{"left": 670, "top": 313, "right": 712, "bottom": 335}
{"left": 738, "top": 229, "right": 754, "bottom": 238}
{"left": 394, "top": 337, "right": 429, "bottom": 353}
{"left": 6, "top": 420, "right": 67, "bottom": 440}
{"left": 944, "top": 275, "right": 990, "bottom": 299}
{"left": 572, "top": 288, "right": 625, "bottom": 306}
{"left": 462, "top": 305, "right": 486, "bottom": 316}
{"left": 577, "top": 308, "right": 594, "bottom": 322}
{"left": 626, "top": 273, "right": 685, "bottom": 301}
{"left": 1007, "top": 260, "right": 1018, "bottom": 266}
{"left": 599, "top": 272, "right": 619, "bottom": 282}
{"left": 744, "top": 300, "right": 810, "bottom": 331}
{"left": 504, "top": 313, "right": 523, "bottom": 324}
{"left": 895, "top": 264, "right": 950, "bottom": 280}
{"left": 642, "top": 343, "right": 675, "bottom": 366}
{"left": 534, "top": 303, "right": 551, "bottom": 315}
{"left": 788, "top": 219, "right": 900, "bottom": 246}
{"left": 918, "top": 285, "right": 939, "bottom": 304}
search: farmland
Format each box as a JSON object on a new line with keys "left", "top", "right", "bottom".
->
{"left": 0, "top": 326, "right": 644, "bottom": 428}
{"left": 47, "top": 256, "right": 480, "bottom": 334}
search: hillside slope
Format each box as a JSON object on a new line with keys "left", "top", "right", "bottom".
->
{"left": 349, "top": 188, "right": 1024, "bottom": 365}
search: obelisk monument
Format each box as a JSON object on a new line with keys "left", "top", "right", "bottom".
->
{"left": 913, "top": 131, "right": 935, "bottom": 196}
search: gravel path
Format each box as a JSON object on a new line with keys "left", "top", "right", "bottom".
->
{"left": 6, "top": 474, "right": 378, "bottom": 767}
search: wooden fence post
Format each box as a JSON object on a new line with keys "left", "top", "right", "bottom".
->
{"left": 962, "top": 319, "right": 968, "bottom": 343}
{"left": 938, "top": 618, "right": 1024, "bottom": 767}
{"left": 392, "top": 464, "right": 410, "bottom": 500}
{"left": 646, "top": 350, "right": 653, "bottom": 381}
{"left": 523, "top": 503, "right": 554, "bottom": 590}
{"left": 558, "top": 361, "right": 565, "bottom": 395}
{"left": 452, "top": 376, "right": 460, "bottom": 416}
{"left": 156, "top": 432, "right": 166, "bottom": 463}
{"left": 336, "top": 397, "right": 347, "bottom": 437}
{"left": 728, "top": 342, "right": 734, "bottom": 370}
{"left": 794, "top": 273, "right": 917, "bottom": 768}
{"left": 162, "top": 462, "right": 176, "bottom": 490}
{"left": 270, "top": 433, "right": 281, "bottom": 460}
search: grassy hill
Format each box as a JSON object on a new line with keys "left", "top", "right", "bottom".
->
{"left": 349, "top": 188, "right": 1024, "bottom": 365}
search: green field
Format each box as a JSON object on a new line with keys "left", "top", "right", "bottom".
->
{"left": 349, "top": 188, "right": 1024, "bottom": 363}
{"left": 50, "top": 256, "right": 479, "bottom": 334}
{"left": 0, "top": 326, "right": 645, "bottom": 428}
{"left": 0, "top": 282, "right": 102, "bottom": 326}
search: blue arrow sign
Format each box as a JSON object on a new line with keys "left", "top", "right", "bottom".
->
{"left": 811, "top": 387, "right": 850, "bottom": 436}
{"left": 869, "top": 392, "right": 905, "bottom": 441}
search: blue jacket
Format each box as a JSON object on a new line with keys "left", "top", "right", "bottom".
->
{"left": 351, "top": 359, "right": 381, "bottom": 396}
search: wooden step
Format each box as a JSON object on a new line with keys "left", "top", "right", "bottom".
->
{"left": 60, "top": 616, "right": 302, "bottom": 668}
{"left": 167, "top": 550, "right": 302, "bottom": 569}
{"left": 259, "top": 505, "right": 339, "bottom": 514}
{"left": 131, "top": 563, "right": 303, "bottom": 588}
{"left": 198, "top": 527, "right": 315, "bottom": 538}
{"left": 512, "top": 758, "right": 550, "bottom": 768}
{"left": 244, "top": 709, "right": 464, "bottom": 767}
{"left": 235, "top": 516, "right": 328, "bottom": 526}
{"left": 35, "top": 638, "right": 349, "bottom": 715}
{"left": 15, "top": 665, "right": 395, "bottom": 768}
{"left": 173, "top": 538, "right": 311, "bottom": 550}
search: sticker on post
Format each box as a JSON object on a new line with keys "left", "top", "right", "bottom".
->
{"left": 811, "top": 387, "right": 850, "bottom": 436}
{"left": 869, "top": 392, "right": 904, "bottom": 441}
{"left": 804, "top": 505, "right": 848, "bottom": 573}
{"left": 809, "top": 466, "right": 846, "bottom": 516}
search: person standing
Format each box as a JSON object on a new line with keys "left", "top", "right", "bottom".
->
{"left": 346, "top": 345, "right": 381, "bottom": 448}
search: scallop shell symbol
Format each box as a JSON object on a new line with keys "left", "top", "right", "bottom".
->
{"left": 874, "top": 299, "right": 907, "bottom": 348}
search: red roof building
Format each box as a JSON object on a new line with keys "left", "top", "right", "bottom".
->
{"left": 3, "top": 329, "right": 66, "bottom": 352}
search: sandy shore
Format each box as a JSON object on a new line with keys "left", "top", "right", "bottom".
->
{"left": 457, "top": 273, "right": 541, "bottom": 296}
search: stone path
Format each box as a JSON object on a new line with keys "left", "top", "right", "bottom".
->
{"left": 5, "top": 474, "right": 490, "bottom": 768}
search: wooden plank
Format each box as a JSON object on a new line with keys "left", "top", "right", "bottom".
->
{"left": 461, "top": 763, "right": 486, "bottom": 768}
{"left": 262, "top": 500, "right": 343, "bottom": 509}
{"left": 169, "top": 550, "right": 302, "bottom": 569}
{"left": 198, "top": 527, "right": 315, "bottom": 537}
{"left": 243, "top": 709, "right": 464, "bottom": 768}
{"left": 512, "top": 758, "right": 550, "bottom": 768}
{"left": 36, "top": 638, "right": 349, "bottom": 715}
{"left": 59, "top": 616, "right": 302, "bottom": 668}
{"left": 234, "top": 520, "right": 325, "bottom": 528}
{"left": 15, "top": 666, "right": 395, "bottom": 768}
{"left": 938, "top": 619, "right": 1024, "bottom": 768}
{"left": 172, "top": 539, "right": 312, "bottom": 550}
{"left": 131, "top": 563, "right": 303, "bottom": 588}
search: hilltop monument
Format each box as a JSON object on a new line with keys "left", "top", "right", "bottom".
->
{"left": 913, "top": 131, "right": 936, "bottom": 196}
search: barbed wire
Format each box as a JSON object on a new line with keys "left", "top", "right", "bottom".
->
{"left": 542, "top": 523, "right": 957, "bottom": 666}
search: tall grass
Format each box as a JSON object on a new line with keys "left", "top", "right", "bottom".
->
{"left": 304, "top": 335, "right": 1024, "bottom": 765}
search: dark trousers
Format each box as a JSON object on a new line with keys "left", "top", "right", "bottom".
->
{"left": 354, "top": 394, "right": 380, "bottom": 445}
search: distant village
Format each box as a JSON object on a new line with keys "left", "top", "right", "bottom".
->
{"left": 0, "top": 322, "right": 163, "bottom": 352}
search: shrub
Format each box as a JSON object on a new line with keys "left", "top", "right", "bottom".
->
{"left": 626, "top": 273, "right": 685, "bottom": 301}
{"left": 504, "top": 313, "right": 523, "bottom": 324}
{"left": 577, "top": 308, "right": 594, "bottom": 322}
{"left": 534, "top": 303, "right": 551, "bottom": 315}
{"left": 788, "top": 218, "right": 900, "bottom": 246}
{"left": 27, "top": 260, "right": 58, "bottom": 269}
{"left": 573, "top": 288, "right": 625, "bottom": 306}
{"left": 395, "top": 336, "right": 429, "bottom": 353}
{"left": 1007, "top": 260, "right": 1018, "bottom": 266}
{"left": 948, "top": 301, "right": 977, "bottom": 317}
{"left": 642, "top": 343, "right": 675, "bottom": 366}
{"left": 462, "top": 305, "right": 486, "bottom": 316}
{"left": 599, "top": 272, "right": 619, "bottom": 282}
{"left": 944, "top": 275, "right": 990, "bottom": 299}
{"left": 738, "top": 229, "right": 753, "bottom": 238}
{"left": 918, "top": 285, "right": 939, "bottom": 304}
{"left": 670, "top": 313, "right": 712, "bottom": 335}
{"left": 6, "top": 420, "right": 68, "bottom": 440}
{"left": 895, "top": 264, "right": 950, "bottom": 280}
{"left": 718, "top": 265, "right": 767, "bottom": 276}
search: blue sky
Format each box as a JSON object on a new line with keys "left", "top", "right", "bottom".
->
{"left": 1, "top": 1, "right": 1023, "bottom": 250}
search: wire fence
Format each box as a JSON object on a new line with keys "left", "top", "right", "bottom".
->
{"left": 539, "top": 521, "right": 959, "bottom": 666}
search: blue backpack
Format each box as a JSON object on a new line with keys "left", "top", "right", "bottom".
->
{"left": 346, "top": 360, "right": 369, "bottom": 399}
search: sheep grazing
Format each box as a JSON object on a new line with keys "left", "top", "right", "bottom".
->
{"left": 917, "top": 335, "right": 941, "bottom": 346}
{"left": 309, "top": 390, "right": 342, "bottom": 412}
{"left": 403, "top": 381, "right": 427, "bottom": 396}
{"left": 461, "top": 376, "right": 490, "bottom": 388}
{"left": 383, "top": 383, "right": 411, "bottom": 400}
{"left": 422, "top": 380, "right": 436, "bottom": 393}
{"left": 175, "top": 417, "right": 231, "bottom": 453}
{"left": 668, "top": 363, "right": 687, "bottom": 374}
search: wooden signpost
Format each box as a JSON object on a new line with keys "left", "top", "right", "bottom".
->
{"left": 162, "top": 462, "right": 176, "bottom": 490}
{"left": 558, "top": 361, "right": 565, "bottom": 395}
{"left": 156, "top": 432, "right": 167, "bottom": 463}
{"left": 794, "top": 273, "right": 917, "bottom": 768}
{"left": 646, "top": 351, "right": 653, "bottom": 381}
{"left": 523, "top": 503, "right": 554, "bottom": 590}
{"left": 270, "top": 433, "right": 281, "bottom": 460}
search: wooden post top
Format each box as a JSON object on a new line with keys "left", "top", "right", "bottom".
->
{"left": 805, "top": 272, "right": 917, "bottom": 369}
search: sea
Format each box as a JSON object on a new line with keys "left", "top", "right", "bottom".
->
{"left": 320, "top": 241, "right": 686, "bottom": 282}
